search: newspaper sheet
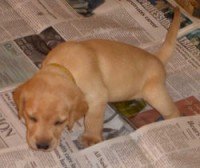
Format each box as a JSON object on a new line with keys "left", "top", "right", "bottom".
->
{"left": 0, "top": 0, "right": 78, "bottom": 43}
{"left": 0, "top": 114, "right": 199, "bottom": 167}
{"left": 74, "top": 115, "right": 200, "bottom": 168}
{"left": 54, "top": 0, "right": 192, "bottom": 47}
{"left": 0, "top": 0, "right": 200, "bottom": 167}
{"left": 0, "top": 0, "right": 198, "bottom": 91}
{"left": 0, "top": 94, "right": 25, "bottom": 149}
{"left": 13, "top": 0, "right": 78, "bottom": 35}
{"left": 0, "top": 41, "right": 38, "bottom": 91}
{"left": 0, "top": 0, "right": 78, "bottom": 91}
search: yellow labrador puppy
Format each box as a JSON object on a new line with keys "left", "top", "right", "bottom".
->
{"left": 13, "top": 8, "right": 180, "bottom": 151}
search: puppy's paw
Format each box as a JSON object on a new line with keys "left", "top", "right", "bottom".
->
{"left": 81, "top": 133, "right": 102, "bottom": 147}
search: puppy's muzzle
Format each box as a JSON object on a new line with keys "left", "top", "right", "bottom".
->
{"left": 36, "top": 141, "right": 50, "bottom": 150}
{"left": 35, "top": 138, "right": 53, "bottom": 150}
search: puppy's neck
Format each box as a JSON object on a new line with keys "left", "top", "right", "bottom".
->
{"left": 44, "top": 63, "right": 76, "bottom": 84}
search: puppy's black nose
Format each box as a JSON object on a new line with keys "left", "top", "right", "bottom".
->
{"left": 36, "top": 142, "right": 50, "bottom": 150}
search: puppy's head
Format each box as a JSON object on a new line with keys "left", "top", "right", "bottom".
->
{"left": 13, "top": 70, "right": 88, "bottom": 151}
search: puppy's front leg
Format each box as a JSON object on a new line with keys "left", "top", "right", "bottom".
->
{"left": 81, "top": 101, "right": 106, "bottom": 146}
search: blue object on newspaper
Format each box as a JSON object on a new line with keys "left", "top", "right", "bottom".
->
{"left": 66, "top": 0, "right": 104, "bottom": 16}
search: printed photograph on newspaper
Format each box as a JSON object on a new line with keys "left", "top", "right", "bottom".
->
{"left": 136, "top": 0, "right": 192, "bottom": 29}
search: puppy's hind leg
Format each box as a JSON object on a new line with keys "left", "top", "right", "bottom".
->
{"left": 143, "top": 81, "right": 180, "bottom": 119}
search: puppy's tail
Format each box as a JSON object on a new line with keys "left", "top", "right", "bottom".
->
{"left": 156, "top": 7, "right": 181, "bottom": 64}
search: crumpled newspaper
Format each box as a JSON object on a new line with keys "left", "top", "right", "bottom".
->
{"left": 66, "top": 0, "right": 104, "bottom": 16}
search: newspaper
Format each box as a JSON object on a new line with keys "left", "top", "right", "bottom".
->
{"left": 0, "top": 115, "right": 199, "bottom": 167}
{"left": 0, "top": 0, "right": 200, "bottom": 167}
{"left": 74, "top": 115, "right": 200, "bottom": 168}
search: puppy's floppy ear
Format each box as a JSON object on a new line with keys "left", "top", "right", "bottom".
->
{"left": 12, "top": 84, "right": 25, "bottom": 119}
{"left": 68, "top": 91, "right": 88, "bottom": 130}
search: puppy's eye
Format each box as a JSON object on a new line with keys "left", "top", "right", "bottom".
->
{"left": 29, "top": 116, "right": 37, "bottom": 122}
{"left": 54, "top": 120, "right": 65, "bottom": 126}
